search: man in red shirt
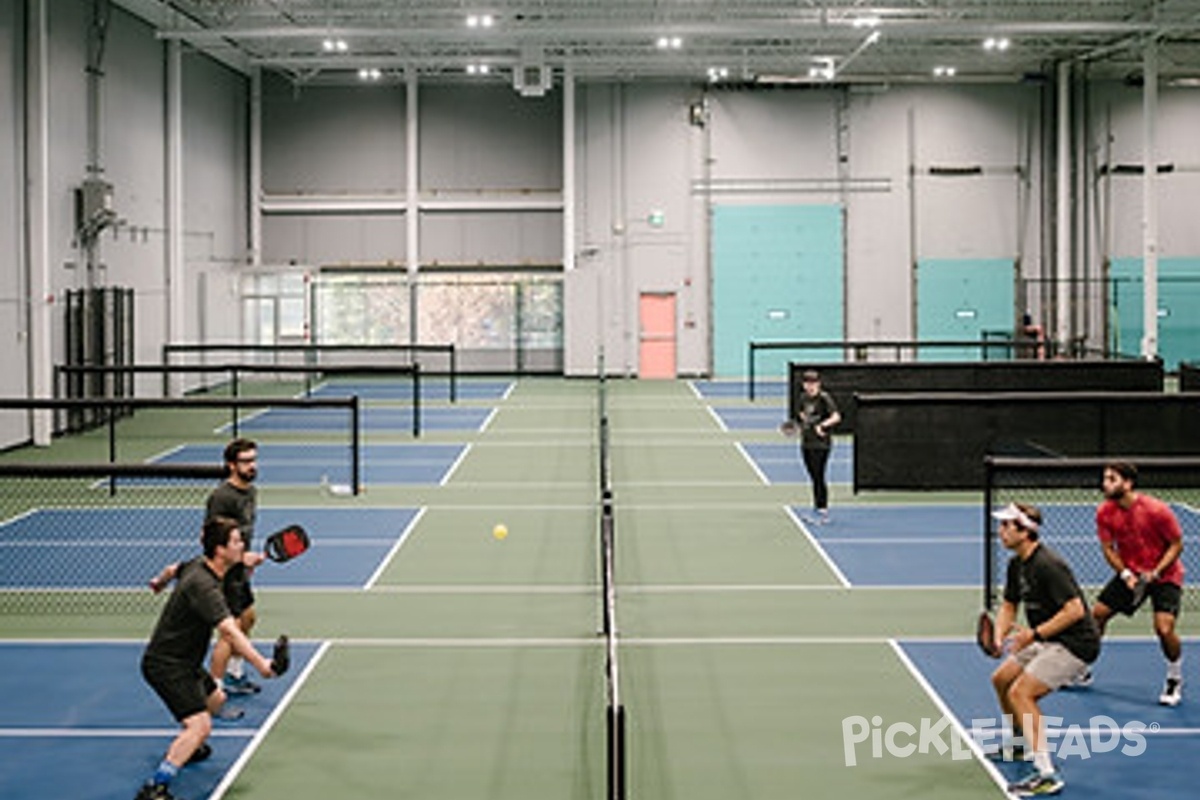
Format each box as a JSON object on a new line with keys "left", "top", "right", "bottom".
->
{"left": 1090, "top": 461, "right": 1185, "bottom": 705}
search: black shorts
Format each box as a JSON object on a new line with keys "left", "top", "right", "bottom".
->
{"left": 223, "top": 562, "right": 255, "bottom": 617}
{"left": 141, "top": 656, "right": 218, "bottom": 722}
{"left": 1097, "top": 576, "right": 1182, "bottom": 617}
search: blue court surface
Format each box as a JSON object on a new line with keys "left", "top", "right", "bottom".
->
{"left": 898, "top": 638, "right": 1200, "bottom": 797}
{"left": 0, "top": 506, "right": 421, "bottom": 589}
{"left": 794, "top": 503, "right": 1200, "bottom": 588}
{"left": 154, "top": 442, "right": 466, "bottom": 486}
{"left": 219, "top": 405, "right": 493, "bottom": 434}
{"left": 742, "top": 441, "right": 853, "bottom": 485}
{"left": 691, "top": 379, "right": 787, "bottom": 399}
{"left": 308, "top": 378, "right": 513, "bottom": 401}
{"left": 710, "top": 405, "right": 788, "bottom": 430}
{"left": 0, "top": 640, "right": 321, "bottom": 800}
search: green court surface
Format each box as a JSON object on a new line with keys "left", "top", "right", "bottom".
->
{"left": 4, "top": 378, "right": 1192, "bottom": 800}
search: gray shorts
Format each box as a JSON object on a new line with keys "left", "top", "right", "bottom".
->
{"left": 1011, "top": 642, "right": 1088, "bottom": 691}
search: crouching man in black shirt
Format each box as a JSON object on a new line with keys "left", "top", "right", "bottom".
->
{"left": 990, "top": 502, "right": 1100, "bottom": 798}
{"left": 136, "top": 516, "right": 282, "bottom": 800}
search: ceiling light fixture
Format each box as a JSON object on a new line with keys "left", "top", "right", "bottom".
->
{"left": 357, "top": 68, "right": 382, "bottom": 81}
{"left": 983, "top": 37, "right": 1011, "bottom": 52}
{"left": 933, "top": 65, "right": 957, "bottom": 77}
{"left": 322, "top": 38, "right": 348, "bottom": 53}
{"left": 656, "top": 36, "right": 683, "bottom": 50}
{"left": 467, "top": 14, "right": 495, "bottom": 28}
{"left": 707, "top": 66, "right": 730, "bottom": 82}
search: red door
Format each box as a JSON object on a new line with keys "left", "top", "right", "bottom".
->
{"left": 638, "top": 293, "right": 676, "bottom": 379}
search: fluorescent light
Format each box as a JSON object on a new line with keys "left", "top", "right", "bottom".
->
{"left": 933, "top": 65, "right": 957, "bottom": 77}
{"left": 707, "top": 66, "right": 730, "bottom": 82}
{"left": 984, "top": 37, "right": 1011, "bottom": 52}
{"left": 322, "top": 39, "right": 347, "bottom": 53}
{"left": 852, "top": 15, "right": 881, "bottom": 28}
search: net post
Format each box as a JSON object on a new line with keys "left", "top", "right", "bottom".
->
{"left": 351, "top": 395, "right": 362, "bottom": 495}
{"left": 108, "top": 405, "right": 117, "bottom": 497}
{"left": 748, "top": 342, "right": 756, "bottom": 401}
{"left": 983, "top": 456, "right": 995, "bottom": 612}
{"left": 449, "top": 345, "right": 457, "bottom": 403}
{"left": 412, "top": 363, "right": 421, "bottom": 437}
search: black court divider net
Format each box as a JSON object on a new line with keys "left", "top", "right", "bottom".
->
{"left": 984, "top": 457, "right": 1200, "bottom": 614}
{"left": 163, "top": 342, "right": 455, "bottom": 402}
{"left": 0, "top": 463, "right": 226, "bottom": 616}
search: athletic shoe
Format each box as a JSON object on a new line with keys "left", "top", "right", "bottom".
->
{"left": 1008, "top": 768, "right": 1065, "bottom": 796}
{"left": 215, "top": 705, "right": 245, "bottom": 721}
{"left": 817, "top": 510, "right": 831, "bottom": 525}
{"left": 134, "top": 783, "right": 177, "bottom": 800}
{"left": 1159, "top": 678, "right": 1183, "bottom": 706}
{"left": 186, "top": 742, "right": 212, "bottom": 765}
{"left": 1070, "top": 669, "right": 1093, "bottom": 688}
{"left": 223, "top": 674, "right": 262, "bottom": 695}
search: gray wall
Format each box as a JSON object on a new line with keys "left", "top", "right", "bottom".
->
{"left": 0, "top": 2, "right": 248, "bottom": 445}
{"left": 0, "top": 1, "right": 25, "bottom": 445}
{"left": 4, "top": 2, "right": 1200, "bottom": 437}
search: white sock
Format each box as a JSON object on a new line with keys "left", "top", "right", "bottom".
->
{"left": 228, "top": 656, "right": 245, "bottom": 680}
{"left": 1168, "top": 657, "right": 1183, "bottom": 682}
{"left": 1033, "top": 750, "right": 1055, "bottom": 776}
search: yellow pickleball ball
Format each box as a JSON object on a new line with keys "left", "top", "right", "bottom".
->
{"left": 493, "top": 523, "right": 508, "bottom": 541}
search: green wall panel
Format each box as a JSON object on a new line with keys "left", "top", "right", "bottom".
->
{"left": 916, "top": 258, "right": 1016, "bottom": 361}
{"left": 1110, "top": 257, "right": 1200, "bottom": 369}
{"left": 712, "top": 205, "right": 844, "bottom": 377}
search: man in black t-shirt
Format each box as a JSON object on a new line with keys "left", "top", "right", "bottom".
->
{"left": 989, "top": 502, "right": 1100, "bottom": 798}
{"left": 206, "top": 438, "right": 264, "bottom": 696}
{"left": 137, "top": 517, "right": 279, "bottom": 800}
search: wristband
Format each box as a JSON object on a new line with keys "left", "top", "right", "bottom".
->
{"left": 1120, "top": 568, "right": 1134, "bottom": 582}
{"left": 1032, "top": 627, "right": 1044, "bottom": 642}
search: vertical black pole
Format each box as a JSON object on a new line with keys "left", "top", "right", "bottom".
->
{"left": 351, "top": 396, "right": 361, "bottom": 495}
{"left": 449, "top": 345, "right": 457, "bottom": 403}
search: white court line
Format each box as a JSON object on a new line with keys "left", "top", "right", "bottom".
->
{"left": 0, "top": 727, "right": 255, "bottom": 738}
{"left": 440, "top": 443, "right": 472, "bottom": 485}
{"left": 888, "top": 639, "right": 1011, "bottom": 795}
{"left": 785, "top": 505, "right": 851, "bottom": 588}
{"left": 0, "top": 507, "right": 42, "bottom": 529}
{"left": 143, "top": 443, "right": 187, "bottom": 463}
{"left": 704, "top": 404, "right": 729, "bottom": 432}
{"left": 479, "top": 407, "right": 500, "bottom": 432}
{"left": 362, "top": 507, "right": 426, "bottom": 590}
{"left": 734, "top": 441, "right": 770, "bottom": 486}
{"left": 685, "top": 380, "right": 704, "bottom": 400}
{"left": 819, "top": 536, "right": 981, "bottom": 545}
{"left": 210, "top": 640, "right": 332, "bottom": 800}
{"left": 499, "top": 382, "right": 516, "bottom": 400}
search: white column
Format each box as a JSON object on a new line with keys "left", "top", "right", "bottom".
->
{"left": 562, "top": 65, "right": 576, "bottom": 272}
{"left": 1141, "top": 43, "right": 1159, "bottom": 361}
{"left": 165, "top": 39, "right": 185, "bottom": 394}
{"left": 249, "top": 67, "right": 263, "bottom": 267}
{"left": 1055, "top": 61, "right": 1072, "bottom": 355}
{"left": 406, "top": 69, "right": 419, "bottom": 344}
{"left": 26, "top": 0, "right": 52, "bottom": 443}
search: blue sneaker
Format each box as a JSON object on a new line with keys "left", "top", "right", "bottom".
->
{"left": 1008, "top": 768, "right": 1064, "bottom": 796}
{"left": 223, "top": 674, "right": 261, "bottom": 696}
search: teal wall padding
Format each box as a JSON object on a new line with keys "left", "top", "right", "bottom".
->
{"left": 916, "top": 258, "right": 1016, "bottom": 361}
{"left": 1110, "top": 257, "right": 1200, "bottom": 369}
{"left": 712, "top": 204, "right": 844, "bottom": 377}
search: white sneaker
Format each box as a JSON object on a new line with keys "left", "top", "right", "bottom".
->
{"left": 1160, "top": 678, "right": 1183, "bottom": 707}
{"left": 1071, "top": 668, "right": 1093, "bottom": 688}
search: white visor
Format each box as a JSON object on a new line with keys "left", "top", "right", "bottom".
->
{"left": 992, "top": 502, "right": 1039, "bottom": 533}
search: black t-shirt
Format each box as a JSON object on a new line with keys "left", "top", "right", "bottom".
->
{"left": 143, "top": 556, "right": 231, "bottom": 667}
{"left": 796, "top": 391, "right": 839, "bottom": 450}
{"left": 206, "top": 481, "right": 257, "bottom": 547}
{"left": 1004, "top": 543, "right": 1100, "bottom": 663}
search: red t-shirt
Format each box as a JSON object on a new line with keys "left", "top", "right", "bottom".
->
{"left": 1095, "top": 494, "right": 1185, "bottom": 586}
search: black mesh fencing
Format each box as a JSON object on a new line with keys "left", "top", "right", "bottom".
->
{"left": 984, "top": 457, "right": 1200, "bottom": 614}
{"left": 0, "top": 463, "right": 225, "bottom": 616}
